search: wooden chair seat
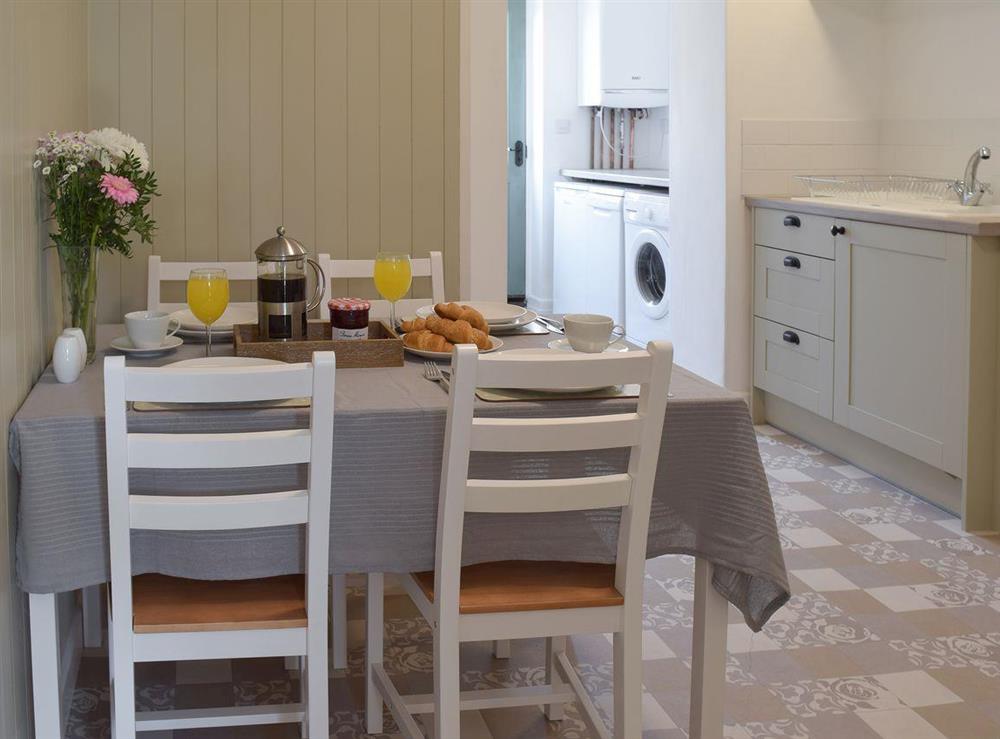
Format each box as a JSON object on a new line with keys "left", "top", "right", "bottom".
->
{"left": 131, "top": 574, "right": 307, "bottom": 633}
{"left": 411, "top": 560, "right": 624, "bottom": 615}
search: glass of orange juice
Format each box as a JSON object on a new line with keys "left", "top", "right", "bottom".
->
{"left": 187, "top": 268, "right": 230, "bottom": 357}
{"left": 373, "top": 252, "right": 412, "bottom": 331}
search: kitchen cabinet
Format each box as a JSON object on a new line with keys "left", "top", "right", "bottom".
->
{"left": 832, "top": 220, "right": 967, "bottom": 475}
{"left": 749, "top": 198, "right": 1000, "bottom": 533}
{"left": 553, "top": 183, "right": 589, "bottom": 315}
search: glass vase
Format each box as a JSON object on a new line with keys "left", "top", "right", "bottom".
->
{"left": 57, "top": 244, "right": 99, "bottom": 364}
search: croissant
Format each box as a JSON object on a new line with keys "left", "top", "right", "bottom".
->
{"left": 433, "top": 302, "right": 490, "bottom": 334}
{"left": 403, "top": 329, "right": 454, "bottom": 353}
{"left": 425, "top": 315, "right": 491, "bottom": 351}
{"left": 400, "top": 317, "right": 428, "bottom": 333}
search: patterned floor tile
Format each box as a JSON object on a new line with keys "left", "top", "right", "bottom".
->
{"left": 859, "top": 707, "right": 949, "bottom": 738}
{"left": 65, "top": 427, "right": 1000, "bottom": 738}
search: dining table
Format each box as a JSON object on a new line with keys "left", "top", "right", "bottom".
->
{"left": 10, "top": 323, "right": 789, "bottom": 739}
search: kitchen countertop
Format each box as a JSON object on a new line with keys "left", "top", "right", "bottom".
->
{"left": 746, "top": 195, "right": 1000, "bottom": 236}
{"left": 561, "top": 168, "right": 670, "bottom": 189}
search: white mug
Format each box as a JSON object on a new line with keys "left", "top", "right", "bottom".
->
{"left": 53, "top": 334, "right": 83, "bottom": 383}
{"left": 62, "top": 327, "right": 87, "bottom": 366}
{"left": 125, "top": 310, "right": 180, "bottom": 349}
{"left": 563, "top": 313, "right": 625, "bottom": 353}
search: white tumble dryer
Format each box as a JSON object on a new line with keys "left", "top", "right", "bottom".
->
{"left": 623, "top": 190, "right": 670, "bottom": 345}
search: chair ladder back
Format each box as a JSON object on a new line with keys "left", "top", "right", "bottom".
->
{"left": 104, "top": 355, "right": 136, "bottom": 659}
{"left": 305, "top": 353, "right": 336, "bottom": 647}
{"left": 432, "top": 342, "right": 674, "bottom": 616}
{"left": 147, "top": 255, "right": 258, "bottom": 312}
{"left": 317, "top": 251, "right": 445, "bottom": 320}
{"left": 475, "top": 350, "right": 652, "bottom": 391}
{"left": 613, "top": 342, "right": 673, "bottom": 602}
{"left": 124, "top": 363, "right": 313, "bottom": 403}
{"left": 104, "top": 350, "right": 335, "bottom": 552}
{"left": 432, "top": 345, "right": 480, "bottom": 622}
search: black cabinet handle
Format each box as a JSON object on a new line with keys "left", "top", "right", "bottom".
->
{"left": 783, "top": 255, "right": 801, "bottom": 269}
{"left": 783, "top": 215, "right": 801, "bottom": 228}
{"left": 782, "top": 330, "right": 800, "bottom": 345}
{"left": 831, "top": 225, "right": 846, "bottom": 236}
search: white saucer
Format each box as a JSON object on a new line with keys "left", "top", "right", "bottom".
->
{"left": 489, "top": 309, "right": 539, "bottom": 332}
{"left": 547, "top": 338, "right": 630, "bottom": 354}
{"left": 404, "top": 336, "right": 504, "bottom": 361}
{"left": 110, "top": 335, "right": 183, "bottom": 356}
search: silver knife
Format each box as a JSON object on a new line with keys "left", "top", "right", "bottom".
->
{"left": 535, "top": 316, "right": 564, "bottom": 334}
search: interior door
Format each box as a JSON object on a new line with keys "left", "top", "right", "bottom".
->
{"left": 506, "top": 0, "right": 527, "bottom": 301}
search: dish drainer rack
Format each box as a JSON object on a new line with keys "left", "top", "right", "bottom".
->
{"left": 795, "top": 175, "right": 958, "bottom": 204}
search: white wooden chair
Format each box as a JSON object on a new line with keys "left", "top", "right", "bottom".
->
{"left": 147, "top": 254, "right": 258, "bottom": 312}
{"left": 103, "top": 352, "right": 335, "bottom": 736}
{"left": 365, "top": 341, "right": 674, "bottom": 738}
{"left": 317, "top": 251, "right": 445, "bottom": 321}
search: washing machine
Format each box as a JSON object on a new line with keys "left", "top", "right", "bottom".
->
{"left": 624, "top": 190, "right": 670, "bottom": 345}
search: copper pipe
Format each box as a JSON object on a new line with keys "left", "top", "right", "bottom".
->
{"left": 629, "top": 109, "right": 636, "bottom": 169}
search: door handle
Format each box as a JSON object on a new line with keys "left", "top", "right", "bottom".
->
{"left": 782, "top": 215, "right": 801, "bottom": 228}
{"left": 830, "top": 225, "right": 846, "bottom": 236}
{"left": 782, "top": 330, "right": 800, "bottom": 345}
{"left": 783, "top": 255, "right": 801, "bottom": 269}
{"left": 508, "top": 140, "right": 526, "bottom": 167}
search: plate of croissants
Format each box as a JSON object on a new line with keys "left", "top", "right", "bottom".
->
{"left": 399, "top": 303, "right": 504, "bottom": 359}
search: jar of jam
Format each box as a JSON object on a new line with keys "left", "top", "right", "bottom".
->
{"left": 328, "top": 298, "right": 371, "bottom": 340}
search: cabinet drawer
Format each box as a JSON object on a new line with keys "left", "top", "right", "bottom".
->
{"left": 754, "top": 208, "right": 835, "bottom": 259}
{"left": 754, "top": 317, "right": 834, "bottom": 419}
{"left": 754, "top": 246, "right": 835, "bottom": 339}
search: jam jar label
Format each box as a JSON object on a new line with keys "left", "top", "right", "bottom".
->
{"left": 334, "top": 326, "right": 368, "bottom": 341}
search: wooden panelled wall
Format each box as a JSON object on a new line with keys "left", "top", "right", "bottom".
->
{"left": 1, "top": 0, "right": 90, "bottom": 735}
{"left": 90, "top": 0, "right": 461, "bottom": 321}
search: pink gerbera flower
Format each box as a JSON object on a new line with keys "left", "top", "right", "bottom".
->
{"left": 100, "top": 173, "right": 139, "bottom": 205}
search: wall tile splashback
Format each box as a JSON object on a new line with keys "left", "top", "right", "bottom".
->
{"left": 741, "top": 117, "right": 1000, "bottom": 203}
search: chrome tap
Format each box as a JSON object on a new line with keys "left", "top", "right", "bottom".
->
{"left": 949, "top": 146, "right": 992, "bottom": 206}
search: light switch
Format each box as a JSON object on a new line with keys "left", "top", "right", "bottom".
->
{"left": 555, "top": 119, "right": 572, "bottom": 134}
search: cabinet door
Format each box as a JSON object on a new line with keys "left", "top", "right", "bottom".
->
{"left": 585, "top": 192, "right": 624, "bottom": 324}
{"left": 553, "top": 189, "right": 589, "bottom": 314}
{"left": 833, "top": 220, "right": 967, "bottom": 474}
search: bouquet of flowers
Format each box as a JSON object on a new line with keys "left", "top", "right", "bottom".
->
{"left": 34, "top": 128, "right": 159, "bottom": 361}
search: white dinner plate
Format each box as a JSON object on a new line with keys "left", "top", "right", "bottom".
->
{"left": 170, "top": 304, "right": 257, "bottom": 334}
{"left": 166, "top": 356, "right": 284, "bottom": 369}
{"left": 110, "top": 335, "right": 183, "bottom": 356}
{"left": 547, "top": 338, "right": 630, "bottom": 354}
{"left": 415, "top": 302, "right": 527, "bottom": 325}
{"left": 488, "top": 309, "right": 539, "bottom": 332}
{"left": 404, "top": 336, "right": 503, "bottom": 361}
{"left": 493, "top": 348, "right": 611, "bottom": 393}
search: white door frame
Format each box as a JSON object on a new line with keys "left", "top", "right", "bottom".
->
{"left": 459, "top": 0, "right": 508, "bottom": 301}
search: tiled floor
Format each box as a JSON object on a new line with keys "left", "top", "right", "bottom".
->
{"left": 67, "top": 425, "right": 1000, "bottom": 738}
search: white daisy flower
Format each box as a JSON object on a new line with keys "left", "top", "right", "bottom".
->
{"left": 41, "top": 166, "right": 51, "bottom": 175}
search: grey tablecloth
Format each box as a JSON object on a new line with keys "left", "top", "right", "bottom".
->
{"left": 10, "top": 325, "right": 788, "bottom": 630}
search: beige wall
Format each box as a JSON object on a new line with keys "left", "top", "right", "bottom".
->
{"left": 725, "top": 0, "right": 885, "bottom": 392}
{"left": 90, "top": 0, "right": 461, "bottom": 321}
{"left": 0, "top": 0, "right": 90, "bottom": 734}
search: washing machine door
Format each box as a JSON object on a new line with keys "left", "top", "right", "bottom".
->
{"left": 629, "top": 228, "right": 669, "bottom": 320}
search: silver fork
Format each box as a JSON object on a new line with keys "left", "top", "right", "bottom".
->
{"left": 423, "top": 361, "right": 450, "bottom": 393}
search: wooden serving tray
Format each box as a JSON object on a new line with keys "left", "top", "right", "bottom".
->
{"left": 233, "top": 320, "right": 403, "bottom": 368}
